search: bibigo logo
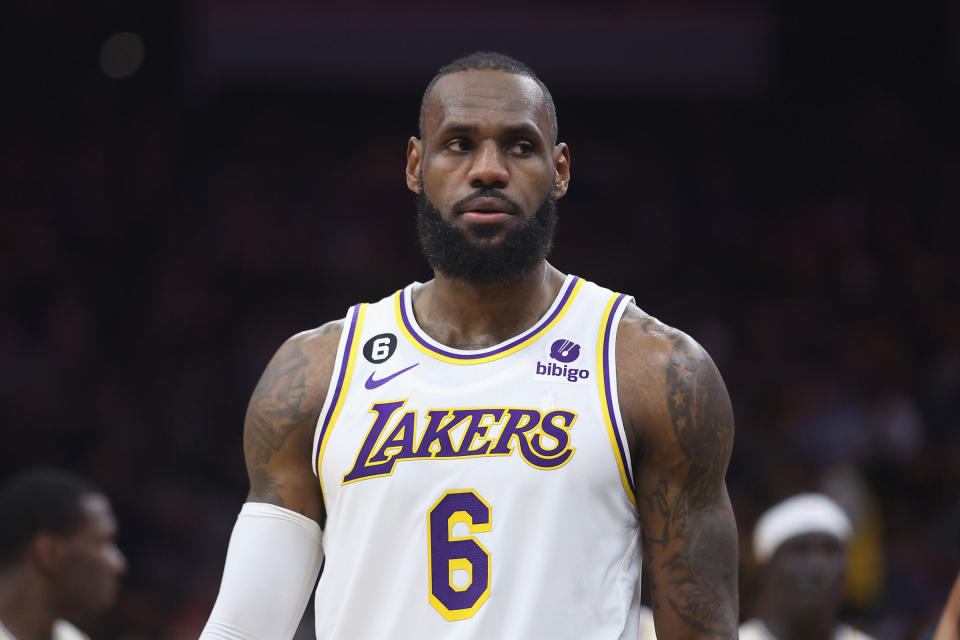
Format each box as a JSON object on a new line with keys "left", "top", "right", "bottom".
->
{"left": 535, "top": 339, "right": 589, "bottom": 382}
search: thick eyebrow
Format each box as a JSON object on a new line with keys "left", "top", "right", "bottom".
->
{"left": 436, "top": 122, "right": 476, "bottom": 137}
{"left": 435, "top": 121, "right": 546, "bottom": 142}
{"left": 503, "top": 123, "right": 544, "bottom": 141}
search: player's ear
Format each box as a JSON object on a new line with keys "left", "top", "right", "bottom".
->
{"left": 553, "top": 143, "right": 571, "bottom": 199}
{"left": 405, "top": 137, "right": 423, "bottom": 194}
{"left": 32, "top": 532, "right": 65, "bottom": 572}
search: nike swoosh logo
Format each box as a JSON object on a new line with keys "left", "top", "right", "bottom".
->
{"left": 364, "top": 363, "right": 419, "bottom": 390}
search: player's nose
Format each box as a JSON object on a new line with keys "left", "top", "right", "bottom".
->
{"left": 467, "top": 140, "right": 509, "bottom": 189}
{"left": 109, "top": 543, "right": 128, "bottom": 575}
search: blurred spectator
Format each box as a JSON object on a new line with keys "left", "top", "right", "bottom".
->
{"left": 0, "top": 468, "right": 127, "bottom": 640}
{"left": 740, "top": 494, "right": 874, "bottom": 640}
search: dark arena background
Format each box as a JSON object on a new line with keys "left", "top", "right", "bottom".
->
{"left": 3, "top": 1, "right": 959, "bottom": 638}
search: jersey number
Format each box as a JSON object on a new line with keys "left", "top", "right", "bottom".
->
{"left": 427, "top": 490, "right": 491, "bottom": 621}
{"left": 371, "top": 337, "right": 391, "bottom": 361}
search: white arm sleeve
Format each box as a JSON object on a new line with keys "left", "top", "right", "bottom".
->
{"left": 199, "top": 502, "right": 324, "bottom": 640}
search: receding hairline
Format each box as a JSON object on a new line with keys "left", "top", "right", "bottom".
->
{"left": 419, "top": 68, "right": 558, "bottom": 144}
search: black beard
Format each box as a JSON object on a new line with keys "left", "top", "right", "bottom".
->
{"left": 415, "top": 188, "right": 557, "bottom": 285}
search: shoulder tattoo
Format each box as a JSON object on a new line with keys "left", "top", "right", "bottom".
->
{"left": 244, "top": 340, "right": 312, "bottom": 467}
{"left": 244, "top": 320, "right": 343, "bottom": 506}
{"left": 664, "top": 336, "right": 733, "bottom": 507}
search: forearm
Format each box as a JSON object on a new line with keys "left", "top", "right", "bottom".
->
{"left": 200, "top": 503, "right": 324, "bottom": 640}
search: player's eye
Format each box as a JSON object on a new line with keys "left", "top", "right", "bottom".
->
{"left": 446, "top": 138, "right": 472, "bottom": 152}
{"left": 506, "top": 141, "right": 534, "bottom": 155}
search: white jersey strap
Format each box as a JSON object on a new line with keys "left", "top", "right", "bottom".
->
{"left": 596, "top": 291, "right": 636, "bottom": 505}
{"left": 311, "top": 303, "right": 368, "bottom": 497}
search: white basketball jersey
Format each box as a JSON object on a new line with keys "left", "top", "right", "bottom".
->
{"left": 311, "top": 274, "right": 642, "bottom": 639}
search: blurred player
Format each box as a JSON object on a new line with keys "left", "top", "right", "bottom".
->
{"left": 739, "top": 493, "right": 874, "bottom": 640}
{"left": 0, "top": 468, "right": 126, "bottom": 640}
{"left": 201, "top": 51, "right": 739, "bottom": 639}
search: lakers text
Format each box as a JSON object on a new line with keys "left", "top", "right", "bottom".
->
{"left": 343, "top": 401, "right": 577, "bottom": 483}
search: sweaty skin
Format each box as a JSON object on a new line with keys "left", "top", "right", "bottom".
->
{"left": 241, "top": 68, "right": 738, "bottom": 639}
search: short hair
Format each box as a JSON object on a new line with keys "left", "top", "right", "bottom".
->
{"left": 0, "top": 468, "right": 99, "bottom": 566}
{"left": 419, "top": 51, "right": 558, "bottom": 144}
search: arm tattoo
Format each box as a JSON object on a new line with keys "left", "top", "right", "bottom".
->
{"left": 248, "top": 467, "right": 284, "bottom": 505}
{"left": 243, "top": 320, "right": 342, "bottom": 507}
{"left": 244, "top": 341, "right": 311, "bottom": 469}
{"left": 319, "top": 320, "right": 343, "bottom": 335}
{"left": 639, "top": 335, "right": 738, "bottom": 638}
{"left": 664, "top": 339, "right": 732, "bottom": 508}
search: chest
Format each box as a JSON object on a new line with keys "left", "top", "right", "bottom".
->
{"left": 323, "top": 337, "right": 608, "bottom": 501}
{"left": 311, "top": 277, "right": 637, "bottom": 520}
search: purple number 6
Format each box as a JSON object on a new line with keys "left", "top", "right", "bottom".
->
{"left": 427, "top": 490, "right": 492, "bottom": 621}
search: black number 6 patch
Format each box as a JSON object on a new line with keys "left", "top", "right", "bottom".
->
{"left": 363, "top": 333, "right": 397, "bottom": 364}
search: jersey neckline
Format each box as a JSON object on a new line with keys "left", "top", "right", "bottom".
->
{"left": 394, "top": 274, "right": 583, "bottom": 365}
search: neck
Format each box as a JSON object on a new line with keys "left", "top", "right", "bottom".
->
{"left": 414, "top": 261, "right": 565, "bottom": 349}
{"left": 0, "top": 567, "right": 56, "bottom": 640}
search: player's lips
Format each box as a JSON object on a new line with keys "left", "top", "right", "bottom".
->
{"left": 458, "top": 197, "right": 516, "bottom": 217}
{"left": 461, "top": 211, "right": 513, "bottom": 224}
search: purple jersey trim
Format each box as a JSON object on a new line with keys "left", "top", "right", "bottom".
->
{"left": 398, "top": 276, "right": 581, "bottom": 361}
{"left": 602, "top": 293, "right": 635, "bottom": 494}
{"left": 314, "top": 304, "right": 361, "bottom": 484}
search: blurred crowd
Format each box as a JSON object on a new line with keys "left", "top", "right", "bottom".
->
{"left": 3, "top": 3, "right": 959, "bottom": 639}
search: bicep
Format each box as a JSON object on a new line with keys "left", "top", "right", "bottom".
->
{"left": 243, "top": 324, "right": 341, "bottom": 525}
{"left": 629, "top": 333, "right": 738, "bottom": 639}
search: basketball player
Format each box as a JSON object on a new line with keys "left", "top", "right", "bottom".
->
{"left": 0, "top": 468, "right": 126, "bottom": 640}
{"left": 201, "top": 52, "right": 739, "bottom": 639}
{"left": 739, "top": 493, "right": 874, "bottom": 640}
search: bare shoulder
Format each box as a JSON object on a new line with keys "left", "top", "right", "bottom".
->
{"left": 282, "top": 318, "right": 346, "bottom": 383}
{"left": 614, "top": 302, "right": 685, "bottom": 389}
{"left": 243, "top": 318, "right": 344, "bottom": 520}
{"left": 614, "top": 302, "right": 734, "bottom": 475}
{"left": 247, "top": 318, "right": 346, "bottom": 437}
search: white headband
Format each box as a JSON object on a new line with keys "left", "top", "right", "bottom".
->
{"left": 752, "top": 493, "right": 853, "bottom": 563}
